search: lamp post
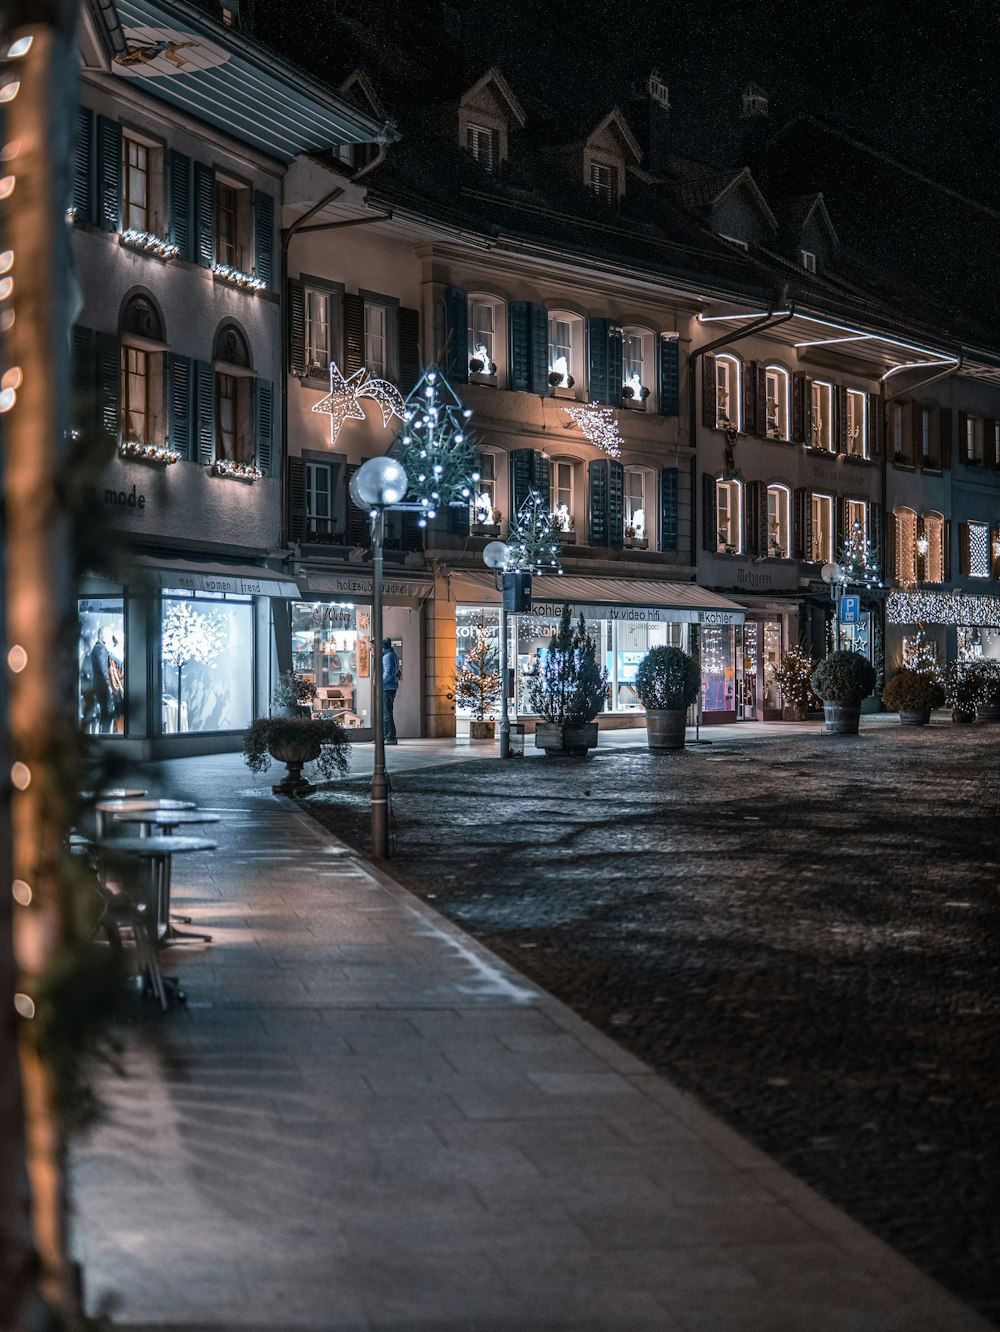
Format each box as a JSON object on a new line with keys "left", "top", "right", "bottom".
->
{"left": 483, "top": 540, "right": 511, "bottom": 758}
{"left": 349, "top": 456, "right": 408, "bottom": 859}
{"left": 821, "top": 561, "right": 847, "bottom": 652}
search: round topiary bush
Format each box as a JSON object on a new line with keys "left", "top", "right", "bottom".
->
{"left": 635, "top": 646, "right": 700, "bottom": 711}
{"left": 882, "top": 668, "right": 945, "bottom": 713}
{"left": 810, "top": 650, "right": 876, "bottom": 705}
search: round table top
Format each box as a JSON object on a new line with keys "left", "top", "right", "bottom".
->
{"left": 113, "top": 810, "right": 221, "bottom": 828}
{"left": 95, "top": 835, "right": 217, "bottom": 856}
{"left": 95, "top": 798, "right": 196, "bottom": 814}
{"left": 83, "top": 787, "right": 148, "bottom": 800}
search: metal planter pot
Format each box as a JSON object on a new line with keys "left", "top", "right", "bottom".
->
{"left": 645, "top": 708, "right": 687, "bottom": 751}
{"left": 469, "top": 720, "right": 495, "bottom": 740}
{"left": 534, "top": 721, "right": 599, "bottom": 757}
{"left": 823, "top": 701, "right": 861, "bottom": 735}
{"left": 898, "top": 710, "right": 931, "bottom": 726}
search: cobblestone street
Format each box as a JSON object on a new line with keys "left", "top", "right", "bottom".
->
{"left": 306, "top": 724, "right": 1000, "bottom": 1324}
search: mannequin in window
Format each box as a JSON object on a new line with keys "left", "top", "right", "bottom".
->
{"left": 91, "top": 627, "right": 117, "bottom": 734}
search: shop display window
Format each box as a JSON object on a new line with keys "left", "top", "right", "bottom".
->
{"left": 700, "top": 625, "right": 736, "bottom": 715}
{"left": 161, "top": 592, "right": 253, "bottom": 733}
{"left": 291, "top": 602, "right": 372, "bottom": 729}
{"left": 455, "top": 607, "right": 500, "bottom": 717}
{"left": 78, "top": 597, "right": 126, "bottom": 735}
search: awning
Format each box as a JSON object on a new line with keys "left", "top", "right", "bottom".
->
{"left": 125, "top": 555, "right": 299, "bottom": 597}
{"left": 452, "top": 572, "right": 746, "bottom": 625}
{"left": 296, "top": 571, "right": 433, "bottom": 605}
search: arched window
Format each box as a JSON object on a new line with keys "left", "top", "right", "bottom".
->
{"left": 119, "top": 293, "right": 166, "bottom": 446}
{"left": 764, "top": 365, "right": 790, "bottom": 441}
{"left": 716, "top": 476, "right": 742, "bottom": 554}
{"left": 213, "top": 322, "right": 252, "bottom": 370}
{"left": 624, "top": 466, "right": 655, "bottom": 546}
{"left": 715, "top": 354, "right": 741, "bottom": 430}
{"left": 467, "top": 294, "right": 507, "bottom": 385}
{"left": 766, "top": 484, "right": 791, "bottom": 558}
{"left": 810, "top": 380, "right": 834, "bottom": 451}
{"left": 893, "top": 508, "right": 917, "bottom": 583}
{"left": 622, "top": 327, "right": 655, "bottom": 410}
{"left": 921, "top": 512, "right": 945, "bottom": 585}
{"left": 550, "top": 457, "right": 578, "bottom": 536}
{"left": 547, "top": 311, "right": 585, "bottom": 394}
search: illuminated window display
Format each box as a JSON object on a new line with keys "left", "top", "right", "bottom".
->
{"left": 161, "top": 592, "right": 253, "bottom": 733}
{"left": 78, "top": 597, "right": 126, "bottom": 735}
{"left": 291, "top": 601, "right": 372, "bottom": 729}
{"left": 700, "top": 625, "right": 736, "bottom": 716}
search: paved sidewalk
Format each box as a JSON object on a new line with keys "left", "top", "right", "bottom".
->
{"left": 71, "top": 749, "right": 990, "bottom": 1331}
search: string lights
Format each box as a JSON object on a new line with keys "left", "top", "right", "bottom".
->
{"left": 120, "top": 228, "right": 180, "bottom": 260}
{"left": 209, "top": 458, "right": 265, "bottom": 481}
{"left": 212, "top": 262, "right": 266, "bottom": 292}
{"left": 389, "top": 366, "right": 478, "bottom": 526}
{"left": 120, "top": 440, "right": 180, "bottom": 464}
{"left": 561, "top": 401, "right": 624, "bottom": 457}
{"left": 839, "top": 519, "right": 883, "bottom": 591}
{"left": 505, "top": 489, "right": 564, "bottom": 576}
{"left": 888, "top": 589, "right": 1000, "bottom": 628}
{"left": 311, "top": 359, "right": 405, "bottom": 444}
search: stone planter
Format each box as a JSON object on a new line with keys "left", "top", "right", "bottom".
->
{"left": 268, "top": 735, "right": 321, "bottom": 795}
{"left": 977, "top": 701, "right": 1000, "bottom": 722}
{"left": 823, "top": 701, "right": 861, "bottom": 735}
{"left": 534, "top": 721, "right": 599, "bottom": 757}
{"left": 781, "top": 703, "right": 808, "bottom": 722}
{"left": 952, "top": 708, "right": 976, "bottom": 724}
{"left": 645, "top": 708, "right": 687, "bottom": 751}
{"left": 469, "top": 719, "right": 495, "bottom": 740}
{"left": 898, "top": 710, "right": 931, "bottom": 726}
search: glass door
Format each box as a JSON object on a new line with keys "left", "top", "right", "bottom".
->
{"left": 738, "top": 622, "right": 760, "bottom": 720}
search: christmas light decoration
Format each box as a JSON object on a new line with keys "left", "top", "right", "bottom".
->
{"left": 505, "top": 489, "right": 563, "bottom": 575}
{"left": 389, "top": 366, "right": 478, "bottom": 525}
{"left": 212, "top": 262, "right": 266, "bottom": 292}
{"left": 901, "top": 625, "right": 940, "bottom": 676}
{"left": 561, "top": 401, "right": 624, "bottom": 457}
{"left": 449, "top": 618, "right": 501, "bottom": 721}
{"left": 311, "top": 359, "right": 405, "bottom": 445}
{"left": 119, "top": 228, "right": 180, "bottom": 260}
{"left": 838, "top": 520, "right": 883, "bottom": 591}
{"left": 209, "top": 458, "right": 264, "bottom": 481}
{"left": 119, "top": 439, "right": 180, "bottom": 464}
{"left": 888, "top": 589, "right": 1000, "bottom": 628}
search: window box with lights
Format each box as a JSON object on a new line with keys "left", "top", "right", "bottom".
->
{"left": 623, "top": 535, "right": 648, "bottom": 550}
{"left": 119, "top": 229, "right": 180, "bottom": 262}
{"left": 213, "top": 263, "right": 266, "bottom": 293}
{"left": 471, "top": 523, "right": 501, "bottom": 538}
{"left": 209, "top": 459, "right": 265, "bottom": 482}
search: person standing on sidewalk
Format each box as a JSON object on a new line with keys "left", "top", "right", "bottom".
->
{"left": 382, "top": 638, "right": 400, "bottom": 744}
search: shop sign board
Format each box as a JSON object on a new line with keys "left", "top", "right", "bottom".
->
{"left": 529, "top": 599, "right": 744, "bottom": 625}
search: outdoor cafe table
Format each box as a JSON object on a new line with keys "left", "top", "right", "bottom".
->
{"left": 112, "top": 811, "right": 221, "bottom": 943}
{"left": 93, "top": 797, "right": 195, "bottom": 839}
{"left": 94, "top": 835, "right": 216, "bottom": 945}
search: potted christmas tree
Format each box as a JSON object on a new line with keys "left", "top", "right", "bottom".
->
{"left": 969, "top": 659, "right": 1000, "bottom": 722}
{"left": 773, "top": 646, "right": 814, "bottom": 721}
{"left": 943, "top": 661, "right": 982, "bottom": 723}
{"left": 810, "top": 650, "right": 876, "bottom": 734}
{"left": 449, "top": 620, "right": 502, "bottom": 740}
{"left": 528, "top": 604, "right": 607, "bottom": 756}
{"left": 634, "top": 646, "right": 699, "bottom": 750}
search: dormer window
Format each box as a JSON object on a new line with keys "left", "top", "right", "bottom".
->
{"left": 467, "top": 123, "right": 497, "bottom": 173}
{"left": 458, "top": 68, "right": 526, "bottom": 177}
{"left": 801, "top": 249, "right": 817, "bottom": 272}
{"left": 590, "top": 161, "right": 617, "bottom": 205}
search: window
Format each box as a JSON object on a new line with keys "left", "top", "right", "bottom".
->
{"left": 123, "top": 135, "right": 148, "bottom": 232}
{"left": 622, "top": 328, "right": 653, "bottom": 408}
{"left": 78, "top": 597, "right": 126, "bottom": 735}
{"left": 801, "top": 249, "right": 817, "bottom": 272}
{"left": 472, "top": 449, "right": 499, "bottom": 525}
{"left": 923, "top": 514, "right": 944, "bottom": 584}
{"left": 765, "top": 366, "right": 789, "bottom": 440}
{"left": 122, "top": 345, "right": 149, "bottom": 441}
{"left": 810, "top": 493, "right": 833, "bottom": 563}
{"left": 624, "top": 468, "right": 650, "bottom": 543}
{"left": 920, "top": 407, "right": 931, "bottom": 465}
{"left": 304, "top": 288, "right": 331, "bottom": 373}
{"left": 216, "top": 372, "right": 236, "bottom": 460}
{"left": 216, "top": 181, "right": 239, "bottom": 268}
{"left": 547, "top": 313, "right": 583, "bottom": 390}
{"left": 306, "top": 461, "right": 334, "bottom": 536}
{"left": 965, "top": 416, "right": 982, "bottom": 465}
{"left": 468, "top": 298, "right": 498, "bottom": 376}
{"left": 846, "top": 499, "right": 867, "bottom": 548}
{"left": 161, "top": 592, "right": 253, "bottom": 734}
{"left": 550, "top": 459, "right": 575, "bottom": 533}
{"left": 466, "top": 124, "right": 496, "bottom": 172}
{"left": 893, "top": 509, "right": 917, "bottom": 584}
{"left": 715, "top": 354, "right": 740, "bottom": 430}
{"left": 968, "top": 520, "right": 990, "bottom": 578}
{"left": 892, "top": 403, "right": 904, "bottom": 460}
{"left": 590, "top": 161, "right": 617, "bottom": 204}
{"left": 766, "top": 484, "right": 790, "bottom": 558}
{"left": 364, "top": 302, "right": 388, "bottom": 377}
{"left": 846, "top": 390, "right": 867, "bottom": 458}
{"left": 716, "top": 478, "right": 742, "bottom": 554}
{"left": 810, "top": 380, "right": 833, "bottom": 451}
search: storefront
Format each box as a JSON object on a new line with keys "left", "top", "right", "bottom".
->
{"left": 699, "top": 615, "right": 786, "bottom": 722}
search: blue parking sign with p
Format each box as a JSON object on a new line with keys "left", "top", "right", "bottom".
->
{"left": 840, "top": 594, "right": 861, "bottom": 625}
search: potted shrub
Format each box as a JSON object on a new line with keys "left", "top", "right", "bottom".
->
{"left": 271, "top": 670, "right": 317, "bottom": 718}
{"left": 448, "top": 620, "right": 501, "bottom": 740}
{"left": 970, "top": 659, "right": 1000, "bottom": 722}
{"left": 810, "top": 650, "right": 876, "bottom": 734}
{"left": 882, "top": 668, "right": 945, "bottom": 726}
{"left": 634, "top": 646, "right": 699, "bottom": 751}
{"left": 243, "top": 716, "right": 349, "bottom": 795}
{"left": 528, "top": 604, "right": 608, "bottom": 756}
{"left": 773, "top": 646, "right": 814, "bottom": 721}
{"left": 943, "top": 661, "right": 982, "bottom": 723}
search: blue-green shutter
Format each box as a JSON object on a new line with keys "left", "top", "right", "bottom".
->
{"left": 444, "top": 286, "right": 468, "bottom": 383}
{"left": 96, "top": 116, "right": 122, "bottom": 233}
{"left": 448, "top": 501, "right": 470, "bottom": 536}
{"left": 607, "top": 459, "right": 624, "bottom": 549}
{"left": 253, "top": 190, "right": 274, "bottom": 287}
{"left": 167, "top": 354, "right": 192, "bottom": 460}
{"left": 608, "top": 325, "right": 623, "bottom": 404}
{"left": 254, "top": 378, "right": 274, "bottom": 475}
{"left": 509, "top": 301, "right": 530, "bottom": 392}
{"left": 398, "top": 306, "right": 421, "bottom": 393}
{"left": 193, "top": 163, "right": 215, "bottom": 268}
{"left": 659, "top": 336, "right": 680, "bottom": 416}
{"left": 702, "top": 473, "right": 718, "bottom": 552}
{"left": 532, "top": 449, "right": 551, "bottom": 508}
{"left": 73, "top": 106, "right": 94, "bottom": 223}
{"left": 70, "top": 325, "right": 96, "bottom": 434}
{"left": 511, "top": 449, "right": 536, "bottom": 516}
{"left": 167, "top": 150, "right": 192, "bottom": 261}
{"left": 589, "top": 459, "right": 609, "bottom": 546}
{"left": 588, "top": 318, "right": 610, "bottom": 405}
{"left": 194, "top": 361, "right": 215, "bottom": 463}
{"left": 95, "top": 332, "right": 120, "bottom": 441}
{"left": 659, "top": 467, "right": 678, "bottom": 552}
{"left": 529, "top": 303, "right": 549, "bottom": 395}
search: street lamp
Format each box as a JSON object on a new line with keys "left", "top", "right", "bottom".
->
{"left": 483, "top": 539, "right": 511, "bottom": 758}
{"left": 350, "top": 455, "right": 408, "bottom": 859}
{"left": 820, "top": 561, "right": 847, "bottom": 651}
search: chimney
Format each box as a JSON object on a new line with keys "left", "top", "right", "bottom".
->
{"left": 739, "top": 82, "right": 769, "bottom": 182}
{"left": 630, "top": 68, "right": 671, "bottom": 174}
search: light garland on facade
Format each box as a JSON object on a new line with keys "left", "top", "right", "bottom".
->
{"left": 887, "top": 589, "right": 1000, "bottom": 628}
{"left": 839, "top": 520, "right": 883, "bottom": 591}
{"left": 119, "top": 439, "right": 180, "bottom": 464}
{"left": 212, "top": 262, "right": 266, "bottom": 292}
{"left": 561, "top": 401, "right": 624, "bottom": 457}
{"left": 119, "top": 228, "right": 180, "bottom": 260}
{"left": 311, "top": 359, "right": 405, "bottom": 444}
{"left": 209, "top": 458, "right": 265, "bottom": 481}
{"left": 390, "top": 367, "right": 477, "bottom": 525}
{"left": 505, "top": 489, "right": 564, "bottom": 576}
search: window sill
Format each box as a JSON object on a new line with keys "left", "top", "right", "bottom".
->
{"left": 714, "top": 548, "right": 745, "bottom": 558}
{"left": 621, "top": 399, "right": 649, "bottom": 412}
{"left": 208, "top": 460, "right": 264, "bottom": 482}
{"left": 842, "top": 452, "right": 872, "bottom": 465}
{"left": 470, "top": 524, "right": 501, "bottom": 538}
{"left": 299, "top": 374, "right": 329, "bottom": 390}
{"left": 805, "top": 446, "right": 836, "bottom": 458}
{"left": 623, "top": 537, "right": 648, "bottom": 549}
{"left": 920, "top": 463, "right": 943, "bottom": 474}
{"left": 892, "top": 458, "right": 917, "bottom": 470}
{"left": 469, "top": 373, "right": 499, "bottom": 387}
{"left": 119, "top": 440, "right": 181, "bottom": 466}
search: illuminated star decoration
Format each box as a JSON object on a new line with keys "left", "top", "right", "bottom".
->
{"left": 311, "top": 360, "right": 405, "bottom": 445}
{"left": 560, "top": 401, "right": 623, "bottom": 457}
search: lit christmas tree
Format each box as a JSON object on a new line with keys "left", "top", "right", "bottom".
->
{"left": 390, "top": 366, "right": 478, "bottom": 526}
{"left": 449, "top": 619, "right": 501, "bottom": 721}
{"left": 902, "top": 624, "right": 941, "bottom": 677}
{"left": 838, "top": 520, "right": 883, "bottom": 591}
{"left": 506, "top": 489, "right": 564, "bottom": 575}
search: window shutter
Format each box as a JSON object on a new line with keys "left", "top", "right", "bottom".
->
{"left": 529, "top": 304, "right": 549, "bottom": 395}
{"left": 659, "top": 467, "right": 678, "bottom": 552}
{"left": 509, "top": 301, "right": 530, "bottom": 392}
{"left": 986, "top": 524, "right": 998, "bottom": 579}
{"left": 701, "top": 353, "right": 717, "bottom": 427}
{"left": 194, "top": 360, "right": 215, "bottom": 464}
{"left": 944, "top": 520, "right": 952, "bottom": 582}
{"left": 867, "top": 503, "right": 881, "bottom": 578}
{"left": 288, "top": 279, "right": 306, "bottom": 376}
{"left": 345, "top": 463, "right": 369, "bottom": 547}
{"left": 95, "top": 331, "right": 120, "bottom": 441}
{"left": 252, "top": 190, "right": 274, "bottom": 287}
{"left": 887, "top": 513, "right": 897, "bottom": 582}
{"left": 658, "top": 336, "right": 679, "bottom": 416}
{"left": 166, "top": 353, "right": 192, "bottom": 460}
{"left": 287, "top": 456, "right": 307, "bottom": 543}
{"left": 742, "top": 360, "right": 756, "bottom": 436}
{"left": 254, "top": 378, "right": 274, "bottom": 476}
{"left": 986, "top": 419, "right": 1000, "bottom": 471}
{"left": 792, "top": 487, "right": 808, "bottom": 558}
{"left": 607, "top": 459, "right": 624, "bottom": 549}
{"left": 532, "top": 449, "right": 551, "bottom": 507}
{"left": 588, "top": 318, "right": 610, "bottom": 405}
{"left": 959, "top": 522, "right": 972, "bottom": 576}
{"left": 792, "top": 372, "right": 808, "bottom": 443}
{"left": 343, "top": 293, "right": 364, "bottom": 374}
{"left": 96, "top": 116, "right": 122, "bottom": 233}
{"left": 73, "top": 105, "right": 94, "bottom": 223}
{"left": 608, "top": 325, "right": 623, "bottom": 404}
{"left": 702, "top": 473, "right": 717, "bottom": 552}
{"left": 958, "top": 410, "right": 969, "bottom": 463}
{"left": 867, "top": 392, "right": 881, "bottom": 458}
{"left": 910, "top": 401, "right": 923, "bottom": 467}
{"left": 397, "top": 306, "right": 420, "bottom": 393}
{"left": 755, "top": 363, "right": 768, "bottom": 437}
{"left": 836, "top": 387, "right": 848, "bottom": 454}
{"left": 939, "top": 407, "right": 952, "bottom": 469}
{"left": 835, "top": 496, "right": 846, "bottom": 555}
{"left": 70, "top": 325, "right": 96, "bottom": 435}
{"left": 165, "top": 150, "right": 192, "bottom": 261}
{"left": 399, "top": 512, "right": 423, "bottom": 552}
{"left": 589, "top": 459, "right": 609, "bottom": 546}
{"left": 745, "top": 480, "right": 766, "bottom": 556}
{"left": 444, "top": 285, "right": 468, "bottom": 383}
{"left": 193, "top": 162, "right": 215, "bottom": 268}
{"left": 510, "top": 448, "right": 536, "bottom": 517}
{"left": 448, "top": 501, "right": 470, "bottom": 536}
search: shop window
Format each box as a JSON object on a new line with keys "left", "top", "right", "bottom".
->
{"left": 765, "top": 366, "right": 789, "bottom": 440}
{"left": 306, "top": 461, "right": 335, "bottom": 537}
{"left": 846, "top": 390, "right": 867, "bottom": 458}
{"left": 624, "top": 467, "right": 652, "bottom": 545}
{"left": 846, "top": 498, "right": 867, "bottom": 547}
{"left": 893, "top": 508, "right": 917, "bottom": 583}
{"left": 622, "top": 328, "right": 654, "bottom": 408}
{"left": 766, "top": 484, "right": 790, "bottom": 558}
{"left": 700, "top": 624, "right": 736, "bottom": 715}
{"left": 161, "top": 592, "right": 253, "bottom": 733}
{"left": 923, "top": 513, "right": 944, "bottom": 584}
{"left": 78, "top": 598, "right": 126, "bottom": 735}
{"left": 468, "top": 296, "right": 506, "bottom": 381}
{"left": 304, "top": 287, "right": 332, "bottom": 375}
{"left": 810, "top": 380, "right": 833, "bottom": 451}
{"left": 715, "top": 354, "right": 740, "bottom": 430}
{"left": 550, "top": 458, "right": 576, "bottom": 534}
{"left": 291, "top": 600, "right": 372, "bottom": 729}
{"left": 548, "top": 312, "right": 584, "bottom": 391}
{"left": 716, "top": 477, "right": 742, "bottom": 554}
{"left": 810, "top": 492, "right": 833, "bottom": 563}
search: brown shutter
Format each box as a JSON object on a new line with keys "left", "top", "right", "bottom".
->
{"left": 792, "top": 486, "right": 808, "bottom": 558}
{"left": 992, "top": 527, "right": 1000, "bottom": 579}
{"left": 792, "top": 372, "right": 808, "bottom": 443}
{"left": 867, "top": 391, "right": 881, "bottom": 458}
{"left": 957, "top": 410, "right": 969, "bottom": 464}
{"left": 939, "top": 407, "right": 952, "bottom": 469}
{"left": 910, "top": 400, "right": 923, "bottom": 466}
{"left": 742, "top": 360, "right": 756, "bottom": 435}
{"left": 755, "top": 363, "right": 767, "bottom": 436}
{"left": 836, "top": 386, "right": 848, "bottom": 454}
{"left": 702, "top": 353, "right": 717, "bottom": 428}
{"left": 397, "top": 306, "right": 420, "bottom": 394}
{"left": 944, "top": 519, "right": 952, "bottom": 581}
{"left": 887, "top": 512, "right": 898, "bottom": 583}
{"left": 959, "top": 521, "right": 971, "bottom": 576}
{"left": 345, "top": 462, "right": 369, "bottom": 547}
{"left": 343, "top": 292, "right": 364, "bottom": 374}
{"left": 987, "top": 419, "right": 1000, "bottom": 470}
{"left": 702, "top": 472, "right": 717, "bottom": 551}
{"left": 287, "top": 455, "right": 307, "bottom": 542}
{"left": 835, "top": 496, "right": 847, "bottom": 556}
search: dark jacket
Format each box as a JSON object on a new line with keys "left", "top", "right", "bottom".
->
{"left": 382, "top": 646, "right": 399, "bottom": 691}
